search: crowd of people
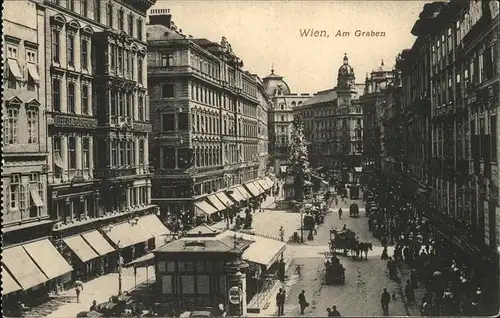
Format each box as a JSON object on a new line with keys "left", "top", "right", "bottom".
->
{"left": 367, "top": 173, "right": 485, "bottom": 316}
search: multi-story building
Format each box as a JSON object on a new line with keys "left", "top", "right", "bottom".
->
{"left": 295, "top": 54, "right": 364, "bottom": 183}
{"left": 1, "top": 0, "right": 74, "bottom": 303}
{"left": 43, "top": 0, "right": 162, "bottom": 281}
{"left": 147, "top": 10, "right": 270, "bottom": 223}
{"left": 399, "top": 0, "right": 499, "bottom": 313}
{"left": 254, "top": 75, "right": 271, "bottom": 176}
{"left": 360, "top": 61, "right": 399, "bottom": 177}
{"left": 263, "top": 70, "right": 311, "bottom": 176}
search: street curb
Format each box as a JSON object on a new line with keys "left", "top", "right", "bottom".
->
{"left": 395, "top": 266, "right": 411, "bottom": 316}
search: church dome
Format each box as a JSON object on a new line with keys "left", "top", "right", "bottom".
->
{"left": 262, "top": 69, "right": 291, "bottom": 97}
{"left": 338, "top": 53, "right": 354, "bottom": 76}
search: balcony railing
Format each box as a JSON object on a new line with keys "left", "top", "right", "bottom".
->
{"left": 94, "top": 167, "right": 137, "bottom": 179}
{"left": 52, "top": 113, "right": 98, "bottom": 129}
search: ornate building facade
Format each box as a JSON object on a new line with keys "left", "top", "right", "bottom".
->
{"left": 43, "top": 0, "right": 161, "bottom": 280}
{"left": 398, "top": 1, "right": 499, "bottom": 313}
{"left": 147, "top": 10, "right": 269, "bottom": 221}
{"left": 295, "top": 54, "right": 364, "bottom": 183}
{"left": 263, "top": 70, "right": 311, "bottom": 176}
{"left": 360, "top": 61, "right": 399, "bottom": 176}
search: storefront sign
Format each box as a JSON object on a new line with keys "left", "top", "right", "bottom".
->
{"left": 229, "top": 286, "right": 241, "bottom": 304}
{"left": 484, "top": 201, "right": 490, "bottom": 246}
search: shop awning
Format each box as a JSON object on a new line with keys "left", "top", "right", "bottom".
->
{"left": 29, "top": 184, "right": 44, "bottom": 207}
{"left": 2, "top": 265, "right": 22, "bottom": 295}
{"left": 23, "top": 239, "right": 73, "bottom": 280}
{"left": 194, "top": 200, "right": 218, "bottom": 216}
{"left": 7, "top": 58, "right": 22, "bottom": 79}
{"left": 63, "top": 235, "right": 99, "bottom": 263}
{"left": 27, "top": 63, "right": 40, "bottom": 83}
{"left": 2, "top": 246, "right": 48, "bottom": 290}
{"left": 215, "top": 191, "right": 234, "bottom": 207}
{"left": 264, "top": 177, "right": 274, "bottom": 188}
{"left": 244, "top": 182, "right": 262, "bottom": 197}
{"left": 137, "top": 214, "right": 171, "bottom": 238}
{"left": 252, "top": 181, "right": 265, "bottom": 195}
{"left": 257, "top": 179, "right": 271, "bottom": 190}
{"left": 355, "top": 167, "right": 362, "bottom": 172}
{"left": 227, "top": 187, "right": 245, "bottom": 202}
{"left": 103, "top": 221, "right": 154, "bottom": 248}
{"left": 81, "top": 230, "right": 115, "bottom": 256}
{"left": 235, "top": 185, "right": 251, "bottom": 200}
{"left": 124, "top": 252, "right": 155, "bottom": 268}
{"left": 207, "top": 194, "right": 226, "bottom": 211}
{"left": 54, "top": 153, "right": 65, "bottom": 169}
{"left": 220, "top": 231, "right": 286, "bottom": 269}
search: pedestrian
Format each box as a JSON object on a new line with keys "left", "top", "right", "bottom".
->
{"left": 327, "top": 307, "right": 333, "bottom": 316}
{"left": 298, "top": 290, "right": 308, "bottom": 314}
{"left": 381, "top": 288, "right": 391, "bottom": 315}
{"left": 381, "top": 246, "right": 389, "bottom": 260}
{"left": 338, "top": 208, "right": 342, "bottom": 220}
{"left": 330, "top": 305, "right": 341, "bottom": 316}
{"left": 75, "top": 285, "right": 82, "bottom": 303}
{"left": 276, "top": 288, "right": 285, "bottom": 316}
{"left": 89, "top": 300, "right": 97, "bottom": 311}
{"left": 405, "top": 279, "right": 415, "bottom": 305}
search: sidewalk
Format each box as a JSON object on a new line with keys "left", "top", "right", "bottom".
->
{"left": 24, "top": 266, "right": 155, "bottom": 318}
{"left": 398, "top": 265, "right": 426, "bottom": 316}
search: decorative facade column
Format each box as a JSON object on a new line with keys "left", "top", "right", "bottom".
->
{"left": 61, "top": 135, "right": 68, "bottom": 177}
{"left": 89, "top": 137, "right": 94, "bottom": 177}
{"left": 76, "top": 135, "right": 82, "bottom": 170}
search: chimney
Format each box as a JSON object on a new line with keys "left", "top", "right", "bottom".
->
{"left": 149, "top": 8, "right": 172, "bottom": 28}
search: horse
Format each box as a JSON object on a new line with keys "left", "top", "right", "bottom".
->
{"left": 354, "top": 242, "right": 373, "bottom": 260}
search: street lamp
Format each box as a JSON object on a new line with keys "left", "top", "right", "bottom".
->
{"left": 117, "top": 240, "right": 123, "bottom": 295}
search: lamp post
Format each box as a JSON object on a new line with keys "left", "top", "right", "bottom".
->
{"left": 117, "top": 240, "right": 123, "bottom": 295}
{"left": 226, "top": 190, "right": 234, "bottom": 230}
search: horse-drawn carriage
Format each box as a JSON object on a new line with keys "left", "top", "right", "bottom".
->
{"left": 329, "top": 228, "right": 358, "bottom": 255}
{"left": 324, "top": 255, "right": 346, "bottom": 285}
{"left": 329, "top": 228, "right": 373, "bottom": 260}
{"left": 349, "top": 203, "right": 360, "bottom": 218}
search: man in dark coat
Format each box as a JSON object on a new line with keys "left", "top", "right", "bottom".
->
{"left": 298, "top": 290, "right": 308, "bottom": 314}
{"left": 276, "top": 288, "right": 285, "bottom": 316}
{"left": 381, "top": 288, "right": 391, "bottom": 315}
{"left": 330, "top": 305, "right": 341, "bottom": 316}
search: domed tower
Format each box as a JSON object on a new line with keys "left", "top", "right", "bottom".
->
{"left": 262, "top": 68, "right": 291, "bottom": 97}
{"left": 337, "top": 53, "right": 355, "bottom": 89}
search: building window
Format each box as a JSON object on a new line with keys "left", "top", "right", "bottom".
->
{"left": 196, "top": 275, "right": 210, "bottom": 294}
{"left": 82, "top": 138, "right": 90, "bottom": 169}
{"left": 138, "top": 57, "right": 143, "bottom": 84}
{"left": 137, "top": 19, "right": 143, "bottom": 41}
{"left": 139, "top": 139, "right": 145, "bottom": 164}
{"left": 161, "top": 53, "right": 174, "bottom": 67}
{"left": 69, "top": 0, "right": 75, "bottom": 10}
{"left": 82, "top": 85, "right": 89, "bottom": 114}
{"left": 111, "top": 140, "right": 117, "bottom": 166}
{"left": 81, "top": 38, "right": 88, "bottom": 70}
{"left": 94, "top": 0, "right": 101, "bottom": 23}
{"left": 138, "top": 95, "right": 144, "bottom": 121}
{"left": 68, "top": 137, "right": 76, "bottom": 169}
{"left": 53, "top": 78, "right": 61, "bottom": 111}
{"left": 106, "top": 3, "right": 113, "bottom": 28}
{"left": 9, "top": 174, "right": 21, "bottom": 209}
{"left": 67, "top": 34, "right": 75, "bottom": 66}
{"left": 163, "top": 147, "right": 176, "bottom": 169}
{"left": 4, "top": 106, "right": 19, "bottom": 145}
{"left": 110, "top": 44, "right": 115, "bottom": 70}
{"left": 53, "top": 137, "right": 63, "bottom": 177}
{"left": 118, "top": 9, "right": 124, "bottom": 31}
{"left": 162, "top": 114, "right": 175, "bottom": 131}
{"left": 80, "top": 0, "right": 88, "bottom": 17}
{"left": 127, "top": 14, "right": 134, "bottom": 35}
{"left": 27, "top": 109, "right": 38, "bottom": 144}
{"left": 161, "top": 84, "right": 175, "bottom": 98}
{"left": 52, "top": 29, "right": 60, "bottom": 63}
{"left": 68, "top": 82, "right": 76, "bottom": 113}
{"left": 117, "top": 49, "right": 123, "bottom": 74}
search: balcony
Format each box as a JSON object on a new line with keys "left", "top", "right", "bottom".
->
{"left": 133, "top": 122, "right": 152, "bottom": 132}
{"left": 51, "top": 113, "right": 98, "bottom": 129}
{"left": 94, "top": 167, "right": 137, "bottom": 180}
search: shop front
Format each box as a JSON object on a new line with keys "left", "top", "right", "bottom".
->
{"left": 2, "top": 238, "right": 73, "bottom": 310}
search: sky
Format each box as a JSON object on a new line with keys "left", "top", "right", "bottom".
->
{"left": 151, "top": 0, "right": 434, "bottom": 94}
